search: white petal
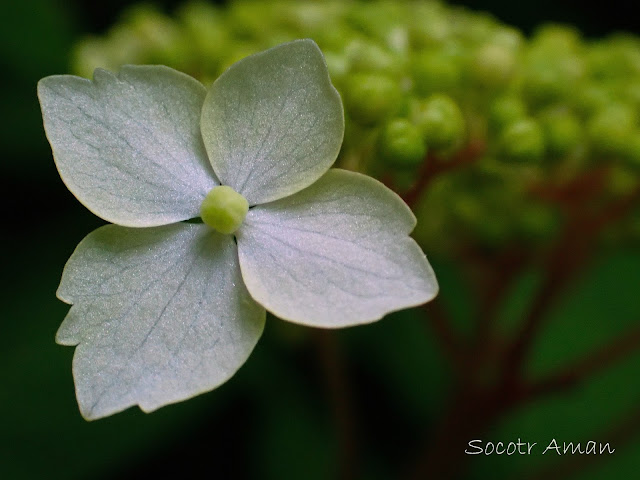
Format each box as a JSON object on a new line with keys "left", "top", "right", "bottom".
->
{"left": 38, "top": 66, "right": 217, "bottom": 227}
{"left": 200, "top": 39, "right": 344, "bottom": 205}
{"left": 57, "top": 223, "right": 265, "bottom": 420}
{"left": 236, "top": 169, "right": 438, "bottom": 327}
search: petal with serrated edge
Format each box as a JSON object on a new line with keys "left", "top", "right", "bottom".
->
{"left": 57, "top": 223, "right": 264, "bottom": 420}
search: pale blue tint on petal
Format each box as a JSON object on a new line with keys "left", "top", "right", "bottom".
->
{"left": 57, "top": 223, "right": 265, "bottom": 420}
{"left": 200, "top": 39, "right": 344, "bottom": 206}
{"left": 38, "top": 65, "right": 218, "bottom": 227}
{"left": 236, "top": 169, "right": 438, "bottom": 327}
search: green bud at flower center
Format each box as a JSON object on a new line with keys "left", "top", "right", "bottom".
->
{"left": 200, "top": 186, "right": 249, "bottom": 234}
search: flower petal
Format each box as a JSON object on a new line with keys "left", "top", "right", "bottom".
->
{"left": 200, "top": 39, "right": 344, "bottom": 205}
{"left": 38, "top": 66, "right": 217, "bottom": 227}
{"left": 56, "top": 223, "right": 265, "bottom": 420}
{"left": 236, "top": 169, "right": 438, "bottom": 327}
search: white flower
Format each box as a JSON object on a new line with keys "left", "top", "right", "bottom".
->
{"left": 38, "top": 39, "right": 438, "bottom": 420}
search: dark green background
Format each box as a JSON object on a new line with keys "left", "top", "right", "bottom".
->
{"left": 2, "top": 1, "right": 639, "bottom": 479}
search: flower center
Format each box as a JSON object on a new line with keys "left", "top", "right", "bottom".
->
{"left": 200, "top": 186, "right": 249, "bottom": 234}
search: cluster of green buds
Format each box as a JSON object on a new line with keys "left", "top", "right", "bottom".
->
{"left": 73, "top": 0, "right": 640, "bottom": 252}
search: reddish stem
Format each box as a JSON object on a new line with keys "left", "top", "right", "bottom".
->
{"left": 504, "top": 182, "right": 640, "bottom": 384}
{"left": 405, "top": 175, "right": 640, "bottom": 479}
{"left": 474, "top": 247, "right": 530, "bottom": 350}
{"left": 402, "top": 140, "right": 486, "bottom": 208}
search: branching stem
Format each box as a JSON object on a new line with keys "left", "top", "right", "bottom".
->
{"left": 402, "top": 139, "right": 486, "bottom": 208}
{"left": 405, "top": 170, "right": 640, "bottom": 479}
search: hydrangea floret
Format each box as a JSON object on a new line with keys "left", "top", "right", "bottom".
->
{"left": 38, "top": 39, "right": 438, "bottom": 420}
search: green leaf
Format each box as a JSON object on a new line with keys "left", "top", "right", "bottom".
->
{"left": 200, "top": 39, "right": 344, "bottom": 205}
{"left": 38, "top": 65, "right": 217, "bottom": 227}
{"left": 57, "top": 223, "right": 265, "bottom": 419}
{"left": 472, "top": 250, "right": 640, "bottom": 479}
{"left": 236, "top": 169, "right": 438, "bottom": 327}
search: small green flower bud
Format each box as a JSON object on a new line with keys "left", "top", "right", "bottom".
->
{"left": 282, "top": 2, "right": 340, "bottom": 32}
{"left": 489, "top": 27, "right": 524, "bottom": 51}
{"left": 469, "top": 43, "right": 517, "bottom": 87}
{"left": 101, "top": 27, "right": 144, "bottom": 71}
{"left": 411, "top": 50, "right": 462, "bottom": 95}
{"left": 323, "top": 51, "right": 349, "bottom": 85}
{"left": 538, "top": 108, "right": 583, "bottom": 157}
{"left": 454, "top": 12, "right": 497, "bottom": 44}
{"left": 344, "top": 39, "right": 401, "bottom": 75}
{"left": 378, "top": 118, "right": 427, "bottom": 168}
{"left": 520, "top": 65, "right": 560, "bottom": 105}
{"left": 488, "top": 95, "right": 528, "bottom": 133}
{"left": 522, "top": 53, "right": 586, "bottom": 105}
{"left": 200, "top": 186, "right": 249, "bottom": 234}
{"left": 588, "top": 36, "right": 640, "bottom": 81}
{"left": 498, "top": 118, "right": 545, "bottom": 163}
{"left": 218, "top": 43, "right": 258, "bottom": 74}
{"left": 587, "top": 104, "right": 638, "bottom": 157}
{"left": 411, "top": 94, "right": 466, "bottom": 151}
{"left": 227, "top": 1, "right": 277, "bottom": 39}
{"left": 73, "top": 39, "right": 114, "bottom": 79}
{"left": 532, "top": 24, "right": 582, "bottom": 51}
{"left": 609, "top": 34, "right": 640, "bottom": 72}
{"left": 126, "top": 6, "right": 189, "bottom": 68}
{"left": 178, "top": 1, "right": 228, "bottom": 67}
{"left": 344, "top": 73, "right": 402, "bottom": 126}
{"left": 408, "top": 4, "right": 451, "bottom": 48}
{"left": 312, "top": 25, "right": 358, "bottom": 52}
{"left": 345, "top": 1, "right": 405, "bottom": 41}
{"left": 572, "top": 82, "right": 614, "bottom": 116}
